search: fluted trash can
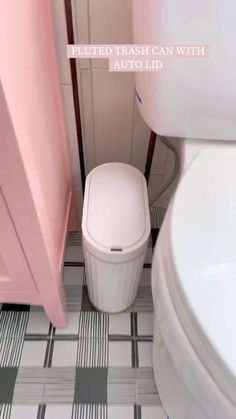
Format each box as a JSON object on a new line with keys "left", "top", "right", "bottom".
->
{"left": 82, "top": 163, "right": 150, "bottom": 313}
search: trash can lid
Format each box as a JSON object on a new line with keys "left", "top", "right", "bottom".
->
{"left": 82, "top": 163, "right": 150, "bottom": 252}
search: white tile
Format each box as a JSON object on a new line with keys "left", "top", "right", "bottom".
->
{"left": 74, "top": 0, "right": 89, "bottom": 44}
{"left": 109, "top": 341, "right": 132, "bottom": 367}
{"left": 140, "top": 268, "right": 151, "bottom": 287}
{"left": 142, "top": 406, "right": 167, "bottom": 419}
{"left": 149, "top": 137, "right": 180, "bottom": 208}
{"left": 63, "top": 266, "right": 84, "bottom": 285}
{"left": 151, "top": 137, "right": 169, "bottom": 175}
{"left": 75, "top": 190, "right": 83, "bottom": 227}
{"left": 163, "top": 138, "right": 179, "bottom": 177}
{"left": 51, "top": 0, "right": 71, "bottom": 84}
{"left": 92, "top": 70, "right": 134, "bottom": 165}
{"left": 26, "top": 311, "right": 50, "bottom": 335}
{"left": 89, "top": 0, "right": 133, "bottom": 44}
{"left": 52, "top": 341, "right": 77, "bottom": 366}
{"left": 68, "top": 191, "right": 83, "bottom": 231}
{"left": 61, "top": 84, "right": 82, "bottom": 191}
{"left": 159, "top": 146, "right": 180, "bottom": 208}
{"left": 92, "top": 58, "right": 109, "bottom": 70}
{"left": 148, "top": 174, "right": 166, "bottom": 208}
{"left": 80, "top": 70, "right": 96, "bottom": 171}
{"left": 145, "top": 247, "right": 153, "bottom": 264}
{"left": 64, "top": 245, "right": 84, "bottom": 262}
{"left": 155, "top": 180, "right": 177, "bottom": 209}
{"left": 55, "top": 312, "right": 80, "bottom": 335}
{"left": 10, "top": 406, "right": 38, "bottom": 419}
{"left": 75, "top": 56, "right": 90, "bottom": 74}
{"left": 73, "top": 0, "right": 90, "bottom": 69}
{"left": 20, "top": 341, "right": 47, "bottom": 366}
{"left": 68, "top": 193, "right": 82, "bottom": 231}
{"left": 45, "top": 405, "right": 72, "bottom": 419}
{"left": 109, "top": 313, "right": 131, "bottom": 335}
{"left": 29, "top": 305, "right": 45, "bottom": 313}
{"left": 149, "top": 173, "right": 176, "bottom": 209}
{"left": 138, "top": 342, "right": 153, "bottom": 367}
{"left": 131, "top": 102, "right": 150, "bottom": 172}
{"left": 148, "top": 235, "right": 153, "bottom": 247}
{"left": 138, "top": 313, "right": 153, "bottom": 336}
{"left": 108, "top": 406, "right": 134, "bottom": 419}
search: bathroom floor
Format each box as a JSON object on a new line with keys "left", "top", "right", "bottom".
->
{"left": 0, "top": 208, "right": 167, "bottom": 419}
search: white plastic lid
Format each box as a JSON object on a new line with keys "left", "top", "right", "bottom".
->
{"left": 168, "top": 148, "right": 236, "bottom": 404}
{"left": 82, "top": 163, "right": 150, "bottom": 252}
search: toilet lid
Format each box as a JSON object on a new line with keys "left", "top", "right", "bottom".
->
{"left": 168, "top": 148, "right": 236, "bottom": 405}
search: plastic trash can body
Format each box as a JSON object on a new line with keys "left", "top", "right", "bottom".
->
{"left": 82, "top": 163, "right": 150, "bottom": 313}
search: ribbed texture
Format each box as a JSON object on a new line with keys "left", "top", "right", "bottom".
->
{"left": 0, "top": 405, "right": 11, "bottom": 419}
{"left": 0, "top": 311, "right": 29, "bottom": 367}
{"left": 77, "top": 312, "right": 109, "bottom": 367}
{"left": 107, "top": 367, "right": 161, "bottom": 405}
{"left": 72, "top": 404, "right": 107, "bottom": 419}
{"left": 84, "top": 249, "right": 147, "bottom": 313}
{"left": 14, "top": 367, "right": 76, "bottom": 404}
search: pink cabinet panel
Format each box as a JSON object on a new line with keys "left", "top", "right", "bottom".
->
{"left": 0, "top": 189, "right": 36, "bottom": 292}
{"left": 0, "top": 0, "right": 74, "bottom": 326}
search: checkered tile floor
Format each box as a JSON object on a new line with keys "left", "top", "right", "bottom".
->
{"left": 0, "top": 208, "right": 168, "bottom": 419}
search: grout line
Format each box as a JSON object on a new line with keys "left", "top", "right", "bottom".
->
{"left": 134, "top": 404, "right": 142, "bottom": 419}
{"left": 134, "top": 313, "right": 139, "bottom": 368}
{"left": 36, "top": 405, "right": 46, "bottom": 419}
{"left": 108, "top": 335, "right": 153, "bottom": 341}
{"left": 64, "top": 261, "right": 85, "bottom": 267}
{"left": 131, "top": 313, "right": 139, "bottom": 368}
{"left": 131, "top": 313, "right": 136, "bottom": 368}
{"left": 24, "top": 334, "right": 153, "bottom": 342}
{"left": 24, "top": 335, "right": 79, "bottom": 341}
{"left": 43, "top": 324, "right": 54, "bottom": 368}
{"left": 143, "top": 263, "right": 152, "bottom": 269}
{"left": 89, "top": 64, "right": 110, "bottom": 71}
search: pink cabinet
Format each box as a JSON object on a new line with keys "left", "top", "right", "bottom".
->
{"left": 0, "top": 189, "right": 36, "bottom": 293}
{"left": 0, "top": 1, "right": 74, "bottom": 326}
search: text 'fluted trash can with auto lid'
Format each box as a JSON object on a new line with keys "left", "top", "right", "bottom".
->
{"left": 82, "top": 163, "right": 151, "bottom": 313}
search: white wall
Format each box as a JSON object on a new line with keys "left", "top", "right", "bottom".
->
{"left": 52, "top": 0, "right": 175, "bottom": 223}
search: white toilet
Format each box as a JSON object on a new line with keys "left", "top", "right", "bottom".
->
{"left": 133, "top": 0, "right": 236, "bottom": 418}
{"left": 152, "top": 144, "right": 236, "bottom": 419}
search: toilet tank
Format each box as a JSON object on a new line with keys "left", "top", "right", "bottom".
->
{"left": 133, "top": 0, "right": 236, "bottom": 140}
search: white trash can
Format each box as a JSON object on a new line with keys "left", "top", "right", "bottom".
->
{"left": 82, "top": 163, "right": 150, "bottom": 313}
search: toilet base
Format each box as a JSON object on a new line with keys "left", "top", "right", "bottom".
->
{"left": 153, "top": 313, "right": 208, "bottom": 419}
{"left": 151, "top": 237, "right": 236, "bottom": 419}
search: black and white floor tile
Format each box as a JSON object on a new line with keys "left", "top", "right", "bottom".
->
{"left": 0, "top": 208, "right": 167, "bottom": 419}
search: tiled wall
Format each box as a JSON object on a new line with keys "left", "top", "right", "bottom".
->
{"left": 52, "top": 0, "right": 175, "bottom": 223}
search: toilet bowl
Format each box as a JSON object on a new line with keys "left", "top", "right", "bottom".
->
{"left": 132, "top": 1, "right": 236, "bottom": 416}
{"left": 152, "top": 147, "right": 236, "bottom": 419}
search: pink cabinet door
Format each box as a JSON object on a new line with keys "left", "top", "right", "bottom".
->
{"left": 0, "top": 188, "right": 36, "bottom": 292}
